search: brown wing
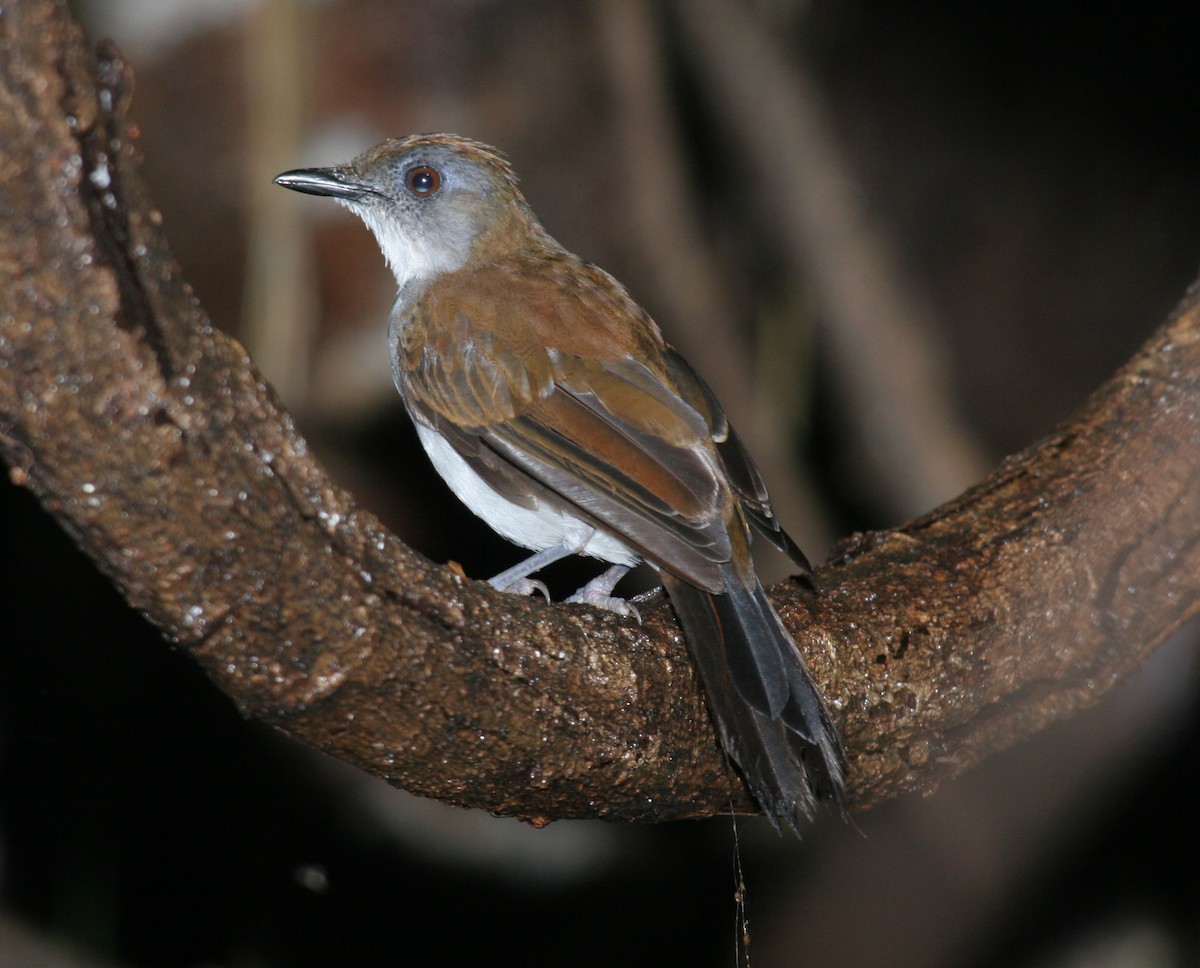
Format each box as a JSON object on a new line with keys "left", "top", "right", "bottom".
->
{"left": 398, "top": 258, "right": 744, "bottom": 591}
{"left": 662, "top": 350, "right": 813, "bottom": 574}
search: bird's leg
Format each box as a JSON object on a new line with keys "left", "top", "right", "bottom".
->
{"left": 487, "top": 540, "right": 582, "bottom": 600}
{"left": 488, "top": 534, "right": 638, "bottom": 620}
{"left": 565, "top": 564, "right": 639, "bottom": 621}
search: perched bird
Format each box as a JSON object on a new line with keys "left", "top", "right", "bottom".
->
{"left": 275, "top": 134, "right": 845, "bottom": 830}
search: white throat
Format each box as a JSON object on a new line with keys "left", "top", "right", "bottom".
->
{"left": 348, "top": 201, "right": 474, "bottom": 290}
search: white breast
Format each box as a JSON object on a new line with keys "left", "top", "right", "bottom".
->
{"left": 414, "top": 422, "right": 640, "bottom": 566}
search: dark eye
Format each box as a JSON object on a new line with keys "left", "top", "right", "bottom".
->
{"left": 406, "top": 166, "right": 441, "bottom": 196}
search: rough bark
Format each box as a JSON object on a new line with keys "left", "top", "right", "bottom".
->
{"left": 2, "top": 0, "right": 1198, "bottom": 824}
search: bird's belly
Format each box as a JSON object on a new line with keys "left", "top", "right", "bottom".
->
{"left": 414, "top": 423, "right": 639, "bottom": 566}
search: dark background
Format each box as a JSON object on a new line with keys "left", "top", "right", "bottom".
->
{"left": 3, "top": 2, "right": 1199, "bottom": 965}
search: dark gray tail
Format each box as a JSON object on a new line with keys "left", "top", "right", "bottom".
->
{"left": 662, "top": 568, "right": 846, "bottom": 832}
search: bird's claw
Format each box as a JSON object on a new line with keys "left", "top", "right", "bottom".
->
{"left": 565, "top": 588, "right": 641, "bottom": 622}
{"left": 492, "top": 576, "right": 551, "bottom": 602}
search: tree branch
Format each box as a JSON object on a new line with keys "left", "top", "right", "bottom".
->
{"left": 3, "top": 0, "right": 1198, "bottom": 824}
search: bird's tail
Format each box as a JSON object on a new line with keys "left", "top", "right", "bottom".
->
{"left": 662, "top": 567, "right": 846, "bottom": 832}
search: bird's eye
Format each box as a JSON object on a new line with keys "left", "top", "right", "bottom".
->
{"left": 406, "top": 166, "right": 441, "bottom": 197}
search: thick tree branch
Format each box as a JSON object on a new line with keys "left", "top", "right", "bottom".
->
{"left": 2, "top": 1, "right": 1198, "bottom": 824}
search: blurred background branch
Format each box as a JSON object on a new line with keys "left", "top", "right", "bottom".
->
{"left": 680, "top": 0, "right": 991, "bottom": 518}
{"left": 241, "top": 0, "right": 315, "bottom": 408}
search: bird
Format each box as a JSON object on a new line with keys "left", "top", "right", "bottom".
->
{"left": 274, "top": 133, "right": 846, "bottom": 830}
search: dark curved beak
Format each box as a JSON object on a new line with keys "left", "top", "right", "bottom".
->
{"left": 273, "top": 167, "right": 373, "bottom": 202}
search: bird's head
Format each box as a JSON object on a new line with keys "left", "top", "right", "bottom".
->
{"left": 275, "top": 133, "right": 539, "bottom": 289}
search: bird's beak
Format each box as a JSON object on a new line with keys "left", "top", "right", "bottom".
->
{"left": 273, "top": 167, "right": 374, "bottom": 202}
